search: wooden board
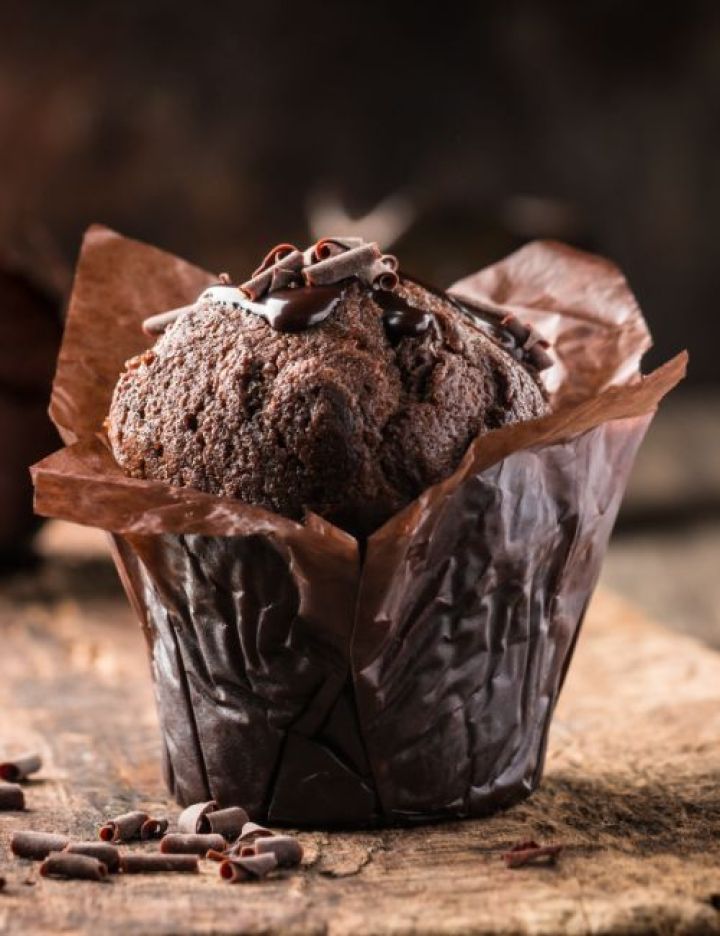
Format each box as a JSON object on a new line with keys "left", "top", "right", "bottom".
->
{"left": 1, "top": 529, "right": 719, "bottom": 935}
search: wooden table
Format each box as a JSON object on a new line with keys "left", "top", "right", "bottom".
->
{"left": 1, "top": 529, "right": 719, "bottom": 935}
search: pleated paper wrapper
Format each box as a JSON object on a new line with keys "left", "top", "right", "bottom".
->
{"left": 32, "top": 226, "right": 686, "bottom": 826}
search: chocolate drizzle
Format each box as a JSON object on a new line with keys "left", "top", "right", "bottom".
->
{"left": 239, "top": 285, "right": 347, "bottom": 333}
{"left": 372, "top": 289, "right": 438, "bottom": 342}
{"left": 141, "top": 238, "right": 552, "bottom": 371}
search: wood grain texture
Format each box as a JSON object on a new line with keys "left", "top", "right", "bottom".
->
{"left": 0, "top": 543, "right": 718, "bottom": 935}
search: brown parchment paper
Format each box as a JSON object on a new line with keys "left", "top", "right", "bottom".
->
{"left": 32, "top": 226, "right": 686, "bottom": 825}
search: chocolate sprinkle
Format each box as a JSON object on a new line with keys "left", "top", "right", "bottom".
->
{"left": 502, "top": 840, "right": 563, "bottom": 868}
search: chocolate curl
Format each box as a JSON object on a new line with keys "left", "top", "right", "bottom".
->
{"left": 253, "top": 835, "right": 303, "bottom": 868}
{"left": 314, "top": 236, "right": 365, "bottom": 260}
{"left": 140, "top": 817, "right": 169, "bottom": 840}
{"left": 0, "top": 752, "right": 42, "bottom": 782}
{"left": 64, "top": 841, "right": 120, "bottom": 873}
{"left": 236, "top": 821, "right": 275, "bottom": 844}
{"left": 218, "top": 272, "right": 232, "bottom": 285}
{"left": 252, "top": 243, "right": 298, "bottom": 277}
{"left": 40, "top": 853, "right": 108, "bottom": 882}
{"left": 11, "top": 830, "right": 68, "bottom": 860}
{"left": 98, "top": 810, "right": 148, "bottom": 843}
{"left": 205, "top": 848, "right": 229, "bottom": 862}
{"left": 219, "top": 853, "right": 277, "bottom": 883}
{"left": 304, "top": 243, "right": 381, "bottom": 286}
{"left": 160, "top": 833, "right": 226, "bottom": 855}
{"left": 0, "top": 782, "right": 24, "bottom": 810}
{"left": 381, "top": 254, "right": 399, "bottom": 271}
{"left": 361, "top": 258, "right": 399, "bottom": 292}
{"left": 120, "top": 853, "right": 199, "bottom": 874}
{"left": 502, "top": 840, "right": 563, "bottom": 868}
{"left": 142, "top": 306, "right": 194, "bottom": 337}
{"left": 177, "top": 799, "right": 217, "bottom": 834}
{"left": 242, "top": 250, "right": 304, "bottom": 300}
{"left": 200, "top": 806, "right": 249, "bottom": 839}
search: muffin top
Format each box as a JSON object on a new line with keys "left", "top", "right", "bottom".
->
{"left": 107, "top": 238, "right": 550, "bottom": 535}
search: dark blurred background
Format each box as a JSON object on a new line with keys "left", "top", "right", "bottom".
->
{"left": 0, "top": 1, "right": 718, "bottom": 642}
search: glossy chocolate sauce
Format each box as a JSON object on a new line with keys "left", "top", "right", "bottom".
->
{"left": 371, "top": 289, "right": 437, "bottom": 341}
{"left": 239, "top": 285, "right": 346, "bottom": 333}
{"left": 195, "top": 276, "right": 549, "bottom": 368}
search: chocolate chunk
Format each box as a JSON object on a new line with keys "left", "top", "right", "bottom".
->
{"left": 160, "top": 833, "right": 226, "bottom": 855}
{"left": 0, "top": 782, "right": 24, "bottom": 811}
{"left": 11, "top": 831, "right": 69, "bottom": 860}
{"left": 64, "top": 841, "right": 120, "bottom": 873}
{"left": 120, "top": 853, "right": 199, "bottom": 874}
{"left": 40, "top": 853, "right": 108, "bottom": 881}
{"left": 98, "top": 810, "right": 149, "bottom": 842}
{"left": 0, "top": 752, "right": 42, "bottom": 782}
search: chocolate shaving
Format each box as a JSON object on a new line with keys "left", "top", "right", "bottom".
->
{"left": 362, "top": 258, "right": 399, "bottom": 291}
{"left": 200, "top": 806, "right": 249, "bottom": 839}
{"left": 252, "top": 243, "right": 298, "bottom": 277}
{"left": 242, "top": 250, "right": 304, "bottom": 300}
{"left": 160, "top": 833, "right": 226, "bottom": 855}
{"left": 64, "top": 841, "right": 120, "bottom": 873}
{"left": 0, "top": 782, "right": 24, "bottom": 810}
{"left": 219, "top": 852, "right": 277, "bottom": 882}
{"left": 11, "top": 830, "right": 69, "bottom": 860}
{"left": 142, "top": 306, "right": 194, "bottom": 337}
{"left": 236, "top": 821, "right": 275, "bottom": 844}
{"left": 0, "top": 752, "right": 42, "bottom": 782}
{"left": 177, "top": 799, "right": 217, "bottom": 834}
{"left": 502, "top": 840, "right": 563, "bottom": 868}
{"left": 218, "top": 272, "right": 231, "bottom": 285}
{"left": 98, "top": 810, "right": 148, "bottom": 843}
{"left": 303, "top": 243, "right": 380, "bottom": 286}
{"left": 140, "top": 817, "right": 169, "bottom": 840}
{"left": 204, "top": 848, "right": 228, "bottom": 862}
{"left": 253, "top": 835, "right": 303, "bottom": 868}
{"left": 120, "top": 853, "right": 199, "bottom": 874}
{"left": 40, "top": 852, "right": 108, "bottom": 881}
{"left": 381, "top": 254, "right": 399, "bottom": 271}
{"left": 314, "top": 236, "right": 365, "bottom": 259}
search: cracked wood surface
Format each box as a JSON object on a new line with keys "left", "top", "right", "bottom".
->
{"left": 0, "top": 530, "right": 719, "bottom": 935}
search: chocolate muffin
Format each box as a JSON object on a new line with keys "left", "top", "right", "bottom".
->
{"left": 107, "top": 239, "right": 550, "bottom": 534}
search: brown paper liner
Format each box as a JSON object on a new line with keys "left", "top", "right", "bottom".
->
{"left": 32, "top": 226, "right": 686, "bottom": 825}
